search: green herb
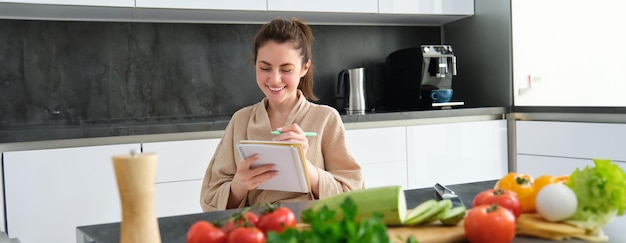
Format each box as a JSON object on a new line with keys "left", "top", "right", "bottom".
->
{"left": 565, "top": 159, "right": 626, "bottom": 232}
{"left": 267, "top": 196, "right": 391, "bottom": 243}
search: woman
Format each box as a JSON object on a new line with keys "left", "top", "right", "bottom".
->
{"left": 200, "top": 17, "right": 364, "bottom": 212}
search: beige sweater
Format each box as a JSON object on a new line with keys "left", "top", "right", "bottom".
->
{"left": 200, "top": 93, "right": 365, "bottom": 212}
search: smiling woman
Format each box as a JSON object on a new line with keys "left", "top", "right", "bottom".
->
{"left": 199, "top": 17, "right": 365, "bottom": 212}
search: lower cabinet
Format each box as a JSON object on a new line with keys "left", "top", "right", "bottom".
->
{"left": 346, "top": 120, "right": 508, "bottom": 190}
{"left": 2, "top": 138, "right": 219, "bottom": 243}
{"left": 516, "top": 121, "right": 626, "bottom": 177}
{"left": 406, "top": 120, "right": 509, "bottom": 189}
{"left": 2, "top": 143, "right": 139, "bottom": 243}
{"left": 517, "top": 154, "right": 626, "bottom": 178}
{"left": 155, "top": 180, "right": 204, "bottom": 217}
{"left": 346, "top": 127, "right": 408, "bottom": 189}
{"left": 142, "top": 138, "right": 220, "bottom": 216}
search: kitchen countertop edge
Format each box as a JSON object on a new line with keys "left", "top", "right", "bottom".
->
{"left": 1, "top": 107, "right": 507, "bottom": 146}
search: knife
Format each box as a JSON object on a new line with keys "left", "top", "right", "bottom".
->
{"left": 434, "top": 183, "right": 465, "bottom": 208}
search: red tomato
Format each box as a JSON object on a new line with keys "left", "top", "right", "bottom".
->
{"left": 223, "top": 211, "right": 259, "bottom": 234}
{"left": 257, "top": 206, "right": 297, "bottom": 234}
{"left": 464, "top": 204, "right": 516, "bottom": 243}
{"left": 187, "top": 220, "right": 226, "bottom": 243}
{"left": 228, "top": 227, "right": 266, "bottom": 243}
{"left": 473, "top": 188, "right": 522, "bottom": 219}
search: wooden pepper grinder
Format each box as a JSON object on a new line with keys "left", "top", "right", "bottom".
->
{"left": 113, "top": 151, "right": 162, "bottom": 243}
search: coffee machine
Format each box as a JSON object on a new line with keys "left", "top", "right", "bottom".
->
{"left": 420, "top": 45, "right": 456, "bottom": 90}
{"left": 384, "top": 44, "right": 461, "bottom": 110}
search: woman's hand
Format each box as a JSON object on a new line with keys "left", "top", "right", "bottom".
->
{"left": 273, "top": 123, "right": 320, "bottom": 198}
{"left": 272, "top": 123, "right": 310, "bottom": 154}
{"left": 228, "top": 154, "right": 277, "bottom": 208}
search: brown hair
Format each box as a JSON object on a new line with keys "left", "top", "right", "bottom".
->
{"left": 253, "top": 17, "right": 318, "bottom": 101}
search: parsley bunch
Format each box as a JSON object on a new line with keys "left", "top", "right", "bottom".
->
{"left": 267, "top": 197, "right": 390, "bottom": 243}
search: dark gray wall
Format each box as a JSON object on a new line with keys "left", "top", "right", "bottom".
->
{"left": 444, "top": 0, "right": 513, "bottom": 108}
{"left": 0, "top": 20, "right": 440, "bottom": 128}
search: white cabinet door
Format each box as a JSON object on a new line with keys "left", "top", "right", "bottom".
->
{"left": 135, "top": 0, "right": 267, "bottom": 11}
{"left": 518, "top": 154, "right": 626, "bottom": 178}
{"left": 516, "top": 121, "right": 626, "bottom": 162}
{"left": 142, "top": 138, "right": 220, "bottom": 216}
{"left": 155, "top": 180, "right": 204, "bottom": 217}
{"left": 267, "top": 0, "right": 378, "bottom": 13}
{"left": 406, "top": 120, "right": 508, "bottom": 189}
{"left": 346, "top": 127, "right": 407, "bottom": 189}
{"left": 378, "top": 0, "right": 474, "bottom": 15}
{"left": 517, "top": 155, "right": 592, "bottom": 178}
{"left": 0, "top": 0, "right": 134, "bottom": 7}
{"left": 142, "top": 139, "right": 220, "bottom": 183}
{"left": 3, "top": 143, "right": 140, "bottom": 243}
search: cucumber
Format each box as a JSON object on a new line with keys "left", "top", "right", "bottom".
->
{"left": 406, "top": 199, "right": 454, "bottom": 225}
{"left": 423, "top": 199, "right": 452, "bottom": 225}
{"left": 405, "top": 199, "right": 439, "bottom": 225}
{"left": 439, "top": 206, "right": 467, "bottom": 226}
{"left": 308, "top": 186, "right": 407, "bottom": 226}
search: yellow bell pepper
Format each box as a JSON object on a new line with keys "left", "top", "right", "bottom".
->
{"left": 494, "top": 173, "right": 536, "bottom": 213}
{"left": 495, "top": 173, "right": 569, "bottom": 213}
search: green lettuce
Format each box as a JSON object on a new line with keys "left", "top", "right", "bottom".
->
{"left": 565, "top": 159, "right": 626, "bottom": 232}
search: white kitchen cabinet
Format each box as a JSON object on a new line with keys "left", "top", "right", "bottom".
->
{"left": 2, "top": 143, "right": 139, "bottom": 243}
{"left": 406, "top": 120, "right": 508, "bottom": 189}
{"left": 155, "top": 180, "right": 204, "bottom": 217}
{"left": 516, "top": 155, "right": 626, "bottom": 178}
{"left": 515, "top": 121, "right": 626, "bottom": 175}
{"left": 0, "top": 0, "right": 135, "bottom": 21}
{"left": 142, "top": 139, "right": 220, "bottom": 183}
{"left": 379, "top": 0, "right": 474, "bottom": 15}
{"left": 142, "top": 138, "right": 220, "bottom": 216}
{"left": 267, "top": 0, "right": 378, "bottom": 13}
{"left": 345, "top": 126, "right": 408, "bottom": 189}
{"left": 135, "top": 0, "right": 267, "bottom": 11}
{"left": 0, "top": 0, "right": 134, "bottom": 7}
{"left": 516, "top": 121, "right": 626, "bottom": 162}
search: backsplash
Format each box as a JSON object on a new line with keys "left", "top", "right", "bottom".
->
{"left": 0, "top": 20, "right": 439, "bottom": 129}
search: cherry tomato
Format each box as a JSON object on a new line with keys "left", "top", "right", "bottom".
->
{"left": 464, "top": 204, "right": 516, "bottom": 243}
{"left": 187, "top": 220, "right": 226, "bottom": 243}
{"left": 257, "top": 206, "right": 297, "bottom": 234}
{"left": 473, "top": 188, "right": 522, "bottom": 219}
{"left": 223, "top": 211, "right": 259, "bottom": 234}
{"left": 228, "top": 227, "right": 266, "bottom": 243}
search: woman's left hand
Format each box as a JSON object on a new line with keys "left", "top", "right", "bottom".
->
{"left": 272, "top": 123, "right": 310, "bottom": 154}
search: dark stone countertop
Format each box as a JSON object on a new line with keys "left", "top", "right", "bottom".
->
{"left": 76, "top": 180, "right": 626, "bottom": 243}
{"left": 0, "top": 107, "right": 507, "bottom": 144}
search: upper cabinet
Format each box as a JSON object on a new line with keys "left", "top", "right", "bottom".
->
{"left": 135, "top": 0, "right": 266, "bottom": 11}
{"left": 267, "top": 0, "right": 378, "bottom": 13}
{"left": 0, "top": 0, "right": 134, "bottom": 7}
{"left": 379, "top": 0, "right": 473, "bottom": 15}
{"left": 0, "top": 0, "right": 135, "bottom": 21}
{"left": 0, "top": 0, "right": 474, "bottom": 25}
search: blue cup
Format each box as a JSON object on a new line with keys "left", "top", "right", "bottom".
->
{"left": 430, "top": 89, "right": 453, "bottom": 103}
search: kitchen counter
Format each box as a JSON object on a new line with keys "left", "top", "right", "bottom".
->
{"left": 76, "top": 180, "right": 626, "bottom": 243}
{"left": 0, "top": 107, "right": 506, "bottom": 144}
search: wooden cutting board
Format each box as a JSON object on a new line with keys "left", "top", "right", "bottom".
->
{"left": 387, "top": 221, "right": 466, "bottom": 243}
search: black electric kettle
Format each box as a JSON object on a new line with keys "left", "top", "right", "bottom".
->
{"left": 335, "top": 67, "right": 366, "bottom": 115}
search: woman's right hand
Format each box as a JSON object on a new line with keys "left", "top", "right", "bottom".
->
{"left": 230, "top": 154, "right": 278, "bottom": 196}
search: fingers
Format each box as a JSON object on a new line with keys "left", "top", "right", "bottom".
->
{"left": 274, "top": 123, "right": 310, "bottom": 154}
{"left": 235, "top": 154, "right": 278, "bottom": 191}
{"left": 284, "top": 123, "right": 305, "bottom": 134}
{"left": 273, "top": 124, "right": 307, "bottom": 142}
